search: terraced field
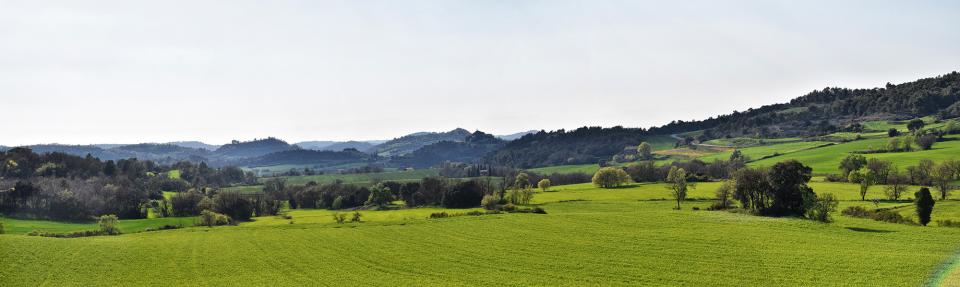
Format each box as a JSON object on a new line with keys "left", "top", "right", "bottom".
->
{"left": 3, "top": 181, "right": 960, "bottom": 286}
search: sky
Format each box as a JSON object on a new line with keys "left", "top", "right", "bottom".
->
{"left": 2, "top": 0, "right": 959, "bottom": 146}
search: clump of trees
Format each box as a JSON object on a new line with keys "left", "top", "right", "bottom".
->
{"left": 592, "top": 167, "right": 631, "bottom": 188}
{"left": 0, "top": 147, "right": 253, "bottom": 222}
{"left": 732, "top": 160, "right": 815, "bottom": 217}
{"left": 836, "top": 157, "right": 960, "bottom": 200}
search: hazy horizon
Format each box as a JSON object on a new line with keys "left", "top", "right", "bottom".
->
{"left": 3, "top": 0, "right": 959, "bottom": 146}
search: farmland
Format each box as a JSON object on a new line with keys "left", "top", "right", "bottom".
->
{"left": 3, "top": 180, "right": 960, "bottom": 286}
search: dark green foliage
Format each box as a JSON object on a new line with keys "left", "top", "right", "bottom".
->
{"left": 841, "top": 206, "right": 917, "bottom": 225}
{"left": 170, "top": 192, "right": 204, "bottom": 216}
{"left": 391, "top": 131, "right": 505, "bottom": 168}
{"left": 441, "top": 180, "right": 484, "bottom": 208}
{"left": 907, "top": 119, "right": 926, "bottom": 133}
{"left": 365, "top": 184, "right": 393, "bottom": 207}
{"left": 488, "top": 126, "right": 650, "bottom": 168}
{"left": 732, "top": 161, "right": 815, "bottom": 217}
{"left": 767, "top": 160, "right": 815, "bottom": 216}
{"left": 213, "top": 192, "right": 254, "bottom": 221}
{"left": 887, "top": 128, "right": 900, "bottom": 137}
{"left": 645, "top": 72, "right": 960, "bottom": 139}
{"left": 915, "top": 188, "right": 935, "bottom": 226}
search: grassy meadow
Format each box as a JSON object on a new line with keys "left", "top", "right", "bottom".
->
{"left": 3, "top": 180, "right": 960, "bottom": 286}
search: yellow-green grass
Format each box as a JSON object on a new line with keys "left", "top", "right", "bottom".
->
{"left": 747, "top": 135, "right": 960, "bottom": 174}
{"left": 3, "top": 182, "right": 960, "bottom": 286}
{"left": 698, "top": 141, "right": 832, "bottom": 162}
{"left": 703, "top": 137, "right": 802, "bottom": 147}
{"left": 527, "top": 164, "right": 600, "bottom": 175}
{"left": 263, "top": 168, "right": 440, "bottom": 186}
{"left": 167, "top": 169, "right": 181, "bottom": 179}
{"left": 0, "top": 216, "right": 197, "bottom": 235}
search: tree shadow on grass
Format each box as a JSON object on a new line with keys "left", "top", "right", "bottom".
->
{"left": 845, "top": 227, "right": 895, "bottom": 233}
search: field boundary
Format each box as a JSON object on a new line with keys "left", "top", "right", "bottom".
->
{"left": 926, "top": 248, "right": 960, "bottom": 287}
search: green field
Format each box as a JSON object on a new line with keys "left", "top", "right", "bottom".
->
{"left": 747, "top": 135, "right": 960, "bottom": 174}
{"left": 0, "top": 216, "right": 196, "bottom": 235}
{"left": 3, "top": 180, "right": 960, "bottom": 286}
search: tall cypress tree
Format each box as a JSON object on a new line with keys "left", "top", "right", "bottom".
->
{"left": 915, "top": 187, "right": 935, "bottom": 226}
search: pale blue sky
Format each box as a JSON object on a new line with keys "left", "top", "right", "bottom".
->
{"left": 2, "top": 0, "right": 959, "bottom": 145}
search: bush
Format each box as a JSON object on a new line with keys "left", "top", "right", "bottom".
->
{"left": 938, "top": 220, "right": 960, "bottom": 228}
{"left": 28, "top": 229, "right": 107, "bottom": 238}
{"left": 806, "top": 193, "right": 838, "bottom": 222}
{"left": 502, "top": 203, "right": 517, "bottom": 212}
{"left": 332, "top": 213, "right": 346, "bottom": 224}
{"left": 199, "top": 210, "right": 231, "bottom": 227}
{"left": 841, "top": 206, "right": 872, "bottom": 218}
{"left": 480, "top": 194, "right": 500, "bottom": 210}
{"left": 98, "top": 214, "right": 120, "bottom": 235}
{"left": 351, "top": 211, "right": 362, "bottom": 223}
{"left": 429, "top": 212, "right": 451, "bottom": 219}
{"left": 823, "top": 174, "right": 846, "bottom": 182}
{"left": 0, "top": 221, "right": 4, "bottom": 234}
{"left": 872, "top": 210, "right": 915, "bottom": 225}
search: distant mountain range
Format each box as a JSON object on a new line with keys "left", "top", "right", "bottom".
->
{"left": 370, "top": 128, "right": 473, "bottom": 157}
{"left": 0, "top": 129, "right": 536, "bottom": 170}
{"left": 10, "top": 69, "right": 958, "bottom": 172}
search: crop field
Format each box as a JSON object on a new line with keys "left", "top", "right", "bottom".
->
{"left": 698, "top": 141, "right": 833, "bottom": 162}
{"left": 747, "top": 135, "right": 960, "bottom": 174}
{"left": 0, "top": 216, "right": 196, "bottom": 235}
{"left": 3, "top": 180, "right": 960, "bottom": 286}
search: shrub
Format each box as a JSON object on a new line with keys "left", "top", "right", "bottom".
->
{"left": 28, "top": 229, "right": 106, "bottom": 238}
{"left": 823, "top": 174, "right": 846, "bottom": 182}
{"left": 199, "top": 210, "right": 231, "bottom": 227}
{"left": 506, "top": 188, "right": 534, "bottom": 205}
{"left": 332, "top": 213, "right": 346, "bottom": 224}
{"left": 480, "top": 194, "right": 500, "bottom": 210}
{"left": 502, "top": 203, "right": 517, "bottom": 212}
{"left": 841, "top": 206, "right": 872, "bottom": 218}
{"left": 98, "top": 214, "right": 120, "bottom": 235}
{"left": 0, "top": 221, "right": 4, "bottom": 234}
{"left": 938, "top": 220, "right": 960, "bottom": 227}
{"left": 806, "top": 193, "right": 838, "bottom": 223}
{"left": 429, "top": 212, "right": 450, "bottom": 219}
{"left": 872, "top": 210, "right": 915, "bottom": 225}
{"left": 351, "top": 211, "right": 362, "bottom": 223}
